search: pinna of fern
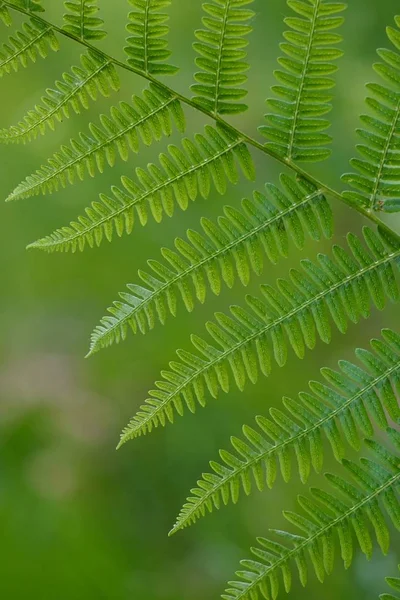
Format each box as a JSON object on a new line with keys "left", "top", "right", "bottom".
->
{"left": 0, "top": 49, "right": 120, "bottom": 144}
{"left": 343, "top": 15, "right": 400, "bottom": 214}
{"left": 87, "top": 174, "right": 333, "bottom": 356}
{"left": 260, "top": 0, "right": 347, "bottom": 162}
{"left": 223, "top": 430, "right": 400, "bottom": 600}
{"left": 170, "top": 327, "right": 400, "bottom": 535}
{"left": 0, "top": 15, "right": 58, "bottom": 77}
{"left": 381, "top": 566, "right": 400, "bottom": 600}
{"left": 117, "top": 226, "right": 400, "bottom": 447}
{"left": 192, "top": 0, "right": 255, "bottom": 116}
{"left": 6, "top": 83, "right": 185, "bottom": 202}
{"left": 125, "top": 0, "right": 178, "bottom": 75}
{"left": 63, "top": 0, "right": 106, "bottom": 41}
{"left": 27, "top": 123, "right": 256, "bottom": 252}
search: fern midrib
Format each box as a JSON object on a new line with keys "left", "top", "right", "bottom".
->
{"left": 7, "top": 94, "right": 178, "bottom": 200}
{"left": 122, "top": 245, "right": 400, "bottom": 442}
{"left": 171, "top": 358, "right": 400, "bottom": 534}
{"left": 0, "top": 58, "right": 112, "bottom": 142}
{"left": 34, "top": 137, "right": 245, "bottom": 248}
{"left": 231, "top": 470, "right": 400, "bottom": 600}
{"left": 287, "top": 0, "right": 319, "bottom": 159}
{"left": 369, "top": 97, "right": 400, "bottom": 209}
{"left": 91, "top": 188, "right": 325, "bottom": 352}
{"left": 0, "top": 21, "right": 52, "bottom": 68}
{"left": 213, "top": 0, "right": 231, "bottom": 117}
{"left": 4, "top": 1, "right": 399, "bottom": 244}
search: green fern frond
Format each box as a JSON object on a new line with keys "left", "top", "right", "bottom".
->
{"left": 6, "top": 83, "right": 184, "bottom": 202}
{"left": 223, "top": 434, "right": 400, "bottom": 600}
{"left": 8, "top": 0, "right": 44, "bottom": 14}
{"left": 343, "top": 16, "right": 400, "bottom": 213}
{"left": 0, "top": 16, "right": 58, "bottom": 77}
{"left": 28, "top": 123, "right": 255, "bottom": 253}
{"left": 125, "top": 0, "right": 178, "bottom": 75}
{"left": 0, "top": 50, "right": 120, "bottom": 144}
{"left": 63, "top": 0, "right": 106, "bottom": 41}
{"left": 118, "top": 226, "right": 400, "bottom": 446}
{"left": 170, "top": 328, "right": 400, "bottom": 534}
{"left": 381, "top": 566, "right": 400, "bottom": 600}
{"left": 88, "top": 174, "right": 333, "bottom": 356}
{"left": 0, "top": 2, "right": 12, "bottom": 26}
{"left": 192, "top": 0, "right": 255, "bottom": 116}
{"left": 260, "top": 0, "right": 346, "bottom": 162}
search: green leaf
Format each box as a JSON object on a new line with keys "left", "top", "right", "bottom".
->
{"left": 170, "top": 328, "right": 400, "bottom": 534}
{"left": 260, "top": 0, "right": 346, "bottom": 162}
{"left": 63, "top": 0, "right": 107, "bottom": 41}
{"left": 118, "top": 226, "right": 400, "bottom": 445}
{"left": 0, "top": 49, "right": 120, "bottom": 144}
{"left": 87, "top": 174, "right": 333, "bottom": 355}
{"left": 192, "top": 0, "right": 255, "bottom": 115}
{"left": 125, "top": 0, "right": 178, "bottom": 75}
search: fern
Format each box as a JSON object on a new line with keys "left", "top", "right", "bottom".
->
{"left": 223, "top": 432, "right": 400, "bottom": 600}
{"left": 260, "top": 0, "right": 346, "bottom": 162}
{"left": 0, "top": 49, "right": 120, "bottom": 144}
{"left": 63, "top": 0, "right": 106, "bottom": 41}
{"left": 28, "top": 123, "right": 255, "bottom": 252}
{"left": 3, "top": 2, "right": 400, "bottom": 599}
{"left": 125, "top": 0, "right": 178, "bottom": 75}
{"left": 192, "top": 0, "right": 255, "bottom": 115}
{"left": 171, "top": 328, "right": 400, "bottom": 534}
{"left": 87, "top": 174, "right": 333, "bottom": 355}
{"left": 0, "top": 16, "right": 58, "bottom": 77}
{"left": 6, "top": 83, "right": 185, "bottom": 201}
{"left": 381, "top": 566, "right": 400, "bottom": 600}
{"left": 343, "top": 16, "right": 400, "bottom": 213}
{"left": 118, "top": 226, "right": 400, "bottom": 446}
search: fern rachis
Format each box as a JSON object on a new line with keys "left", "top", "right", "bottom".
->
{"left": 2, "top": 1, "right": 400, "bottom": 599}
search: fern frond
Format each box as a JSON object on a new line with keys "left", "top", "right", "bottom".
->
{"left": 223, "top": 434, "right": 400, "bottom": 600}
{"left": 118, "top": 226, "right": 400, "bottom": 446}
{"left": 0, "top": 2, "right": 12, "bottom": 26}
{"left": 343, "top": 16, "right": 400, "bottom": 213}
{"left": 0, "top": 16, "right": 58, "bottom": 77}
{"left": 125, "top": 0, "right": 178, "bottom": 75}
{"left": 381, "top": 566, "right": 400, "bottom": 600}
{"left": 8, "top": 0, "right": 44, "bottom": 14}
{"left": 88, "top": 174, "right": 333, "bottom": 356}
{"left": 171, "top": 328, "right": 400, "bottom": 534}
{"left": 63, "top": 0, "right": 106, "bottom": 41}
{"left": 260, "top": 0, "right": 346, "bottom": 162}
{"left": 28, "top": 123, "right": 255, "bottom": 252}
{"left": 6, "top": 83, "right": 184, "bottom": 202}
{"left": 192, "top": 0, "right": 255, "bottom": 116}
{"left": 0, "top": 50, "right": 120, "bottom": 144}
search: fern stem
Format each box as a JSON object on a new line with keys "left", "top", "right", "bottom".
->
{"left": 4, "top": 1, "right": 400, "bottom": 244}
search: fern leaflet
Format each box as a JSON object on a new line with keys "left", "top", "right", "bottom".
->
{"left": 0, "top": 3, "right": 12, "bottom": 26}
{"left": 343, "top": 16, "right": 400, "bottom": 213}
{"left": 192, "top": 0, "right": 255, "bottom": 116}
{"left": 87, "top": 174, "right": 333, "bottom": 355}
{"left": 260, "top": 0, "right": 346, "bottom": 162}
{"left": 171, "top": 328, "right": 400, "bottom": 534}
{"left": 8, "top": 1, "right": 44, "bottom": 14}
{"left": 381, "top": 566, "right": 400, "bottom": 600}
{"left": 118, "top": 226, "right": 400, "bottom": 446}
{"left": 125, "top": 0, "right": 178, "bottom": 75}
{"left": 6, "top": 83, "right": 185, "bottom": 202}
{"left": 28, "top": 123, "right": 255, "bottom": 252}
{"left": 224, "top": 433, "right": 400, "bottom": 600}
{"left": 0, "top": 16, "right": 58, "bottom": 77}
{"left": 0, "top": 50, "right": 120, "bottom": 144}
{"left": 63, "top": 0, "right": 106, "bottom": 41}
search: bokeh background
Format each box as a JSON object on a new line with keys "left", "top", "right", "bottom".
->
{"left": 0, "top": 0, "right": 399, "bottom": 598}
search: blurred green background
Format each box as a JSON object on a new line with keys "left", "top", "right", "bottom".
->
{"left": 0, "top": 0, "right": 399, "bottom": 598}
